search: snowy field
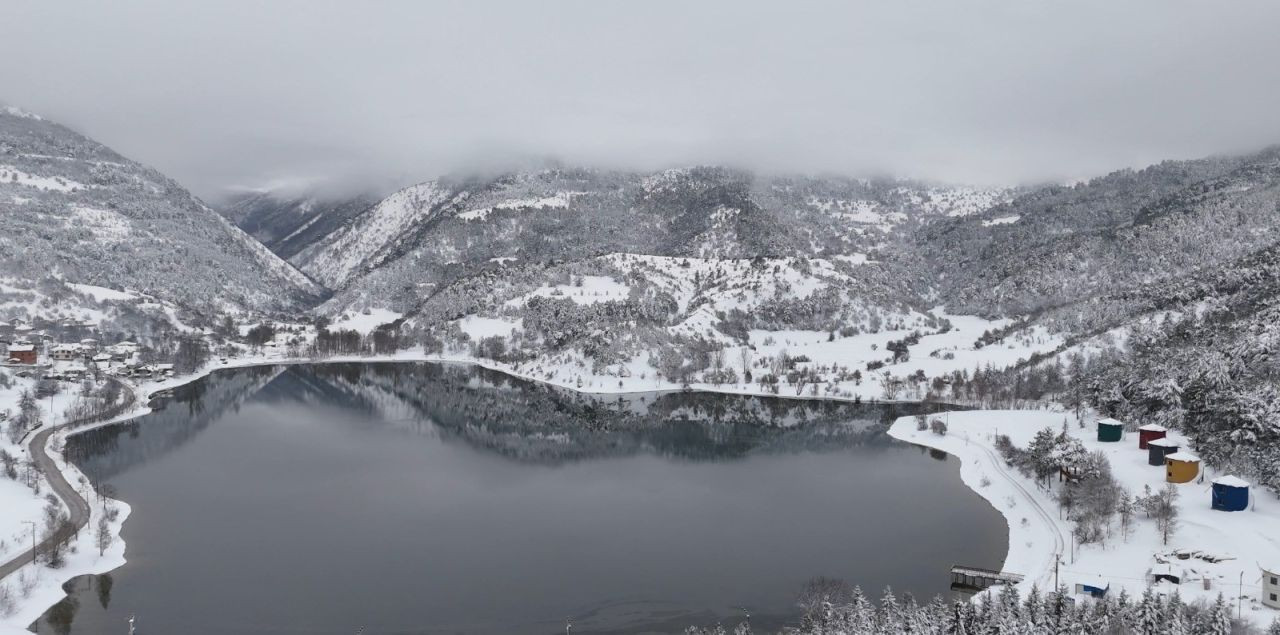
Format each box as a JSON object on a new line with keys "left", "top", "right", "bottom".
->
{"left": 447, "top": 308, "right": 1062, "bottom": 401}
{"left": 890, "top": 410, "right": 1280, "bottom": 628}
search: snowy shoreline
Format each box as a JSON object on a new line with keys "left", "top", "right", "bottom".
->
{"left": 0, "top": 353, "right": 936, "bottom": 629}
{"left": 14, "top": 352, "right": 1240, "bottom": 631}
{"left": 4, "top": 349, "right": 969, "bottom": 630}
{"left": 889, "top": 411, "right": 1280, "bottom": 628}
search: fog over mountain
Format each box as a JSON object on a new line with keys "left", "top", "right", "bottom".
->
{"left": 5, "top": 1, "right": 1280, "bottom": 198}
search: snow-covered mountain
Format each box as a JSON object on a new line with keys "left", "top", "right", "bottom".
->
{"left": 919, "top": 147, "right": 1280, "bottom": 317}
{"left": 0, "top": 106, "right": 325, "bottom": 317}
{"left": 293, "top": 167, "right": 1013, "bottom": 315}
{"left": 216, "top": 188, "right": 378, "bottom": 260}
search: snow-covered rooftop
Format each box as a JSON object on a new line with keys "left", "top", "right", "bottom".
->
{"left": 1138, "top": 423, "right": 1167, "bottom": 432}
{"left": 1097, "top": 418, "right": 1124, "bottom": 426}
{"left": 1165, "top": 451, "right": 1200, "bottom": 463}
{"left": 1148, "top": 438, "right": 1179, "bottom": 448}
{"left": 1212, "top": 475, "right": 1250, "bottom": 488}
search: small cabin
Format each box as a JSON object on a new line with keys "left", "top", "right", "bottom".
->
{"left": 1151, "top": 563, "right": 1184, "bottom": 585}
{"left": 7, "top": 343, "right": 36, "bottom": 365}
{"left": 1096, "top": 418, "right": 1124, "bottom": 442}
{"left": 1165, "top": 451, "right": 1200, "bottom": 484}
{"left": 1147, "top": 438, "right": 1179, "bottom": 466}
{"left": 1210, "top": 476, "right": 1249, "bottom": 512}
{"left": 1072, "top": 579, "right": 1110, "bottom": 598}
{"left": 1263, "top": 566, "right": 1280, "bottom": 609}
{"left": 1137, "top": 424, "right": 1167, "bottom": 449}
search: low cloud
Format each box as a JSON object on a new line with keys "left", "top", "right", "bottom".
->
{"left": 5, "top": 1, "right": 1280, "bottom": 198}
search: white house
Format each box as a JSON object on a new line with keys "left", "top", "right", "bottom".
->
{"left": 1263, "top": 564, "right": 1280, "bottom": 609}
{"left": 50, "top": 343, "right": 81, "bottom": 361}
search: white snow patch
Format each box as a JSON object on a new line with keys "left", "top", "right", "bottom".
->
{"left": 982, "top": 215, "right": 1021, "bottom": 227}
{"left": 330, "top": 308, "right": 403, "bottom": 335}
{"left": 0, "top": 166, "right": 87, "bottom": 192}
{"left": 458, "top": 192, "right": 576, "bottom": 221}
{"left": 504, "top": 276, "right": 630, "bottom": 308}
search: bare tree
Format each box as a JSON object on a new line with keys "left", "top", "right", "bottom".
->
{"left": 96, "top": 516, "right": 113, "bottom": 556}
{"left": 1153, "top": 484, "right": 1180, "bottom": 545}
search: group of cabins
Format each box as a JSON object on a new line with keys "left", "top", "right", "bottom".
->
{"left": 1095, "top": 418, "right": 1250, "bottom": 504}
{"left": 1094, "top": 417, "right": 1278, "bottom": 609}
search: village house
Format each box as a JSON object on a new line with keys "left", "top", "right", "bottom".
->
{"left": 7, "top": 342, "right": 37, "bottom": 364}
{"left": 1262, "top": 565, "right": 1280, "bottom": 609}
{"left": 107, "top": 340, "right": 140, "bottom": 361}
{"left": 50, "top": 343, "right": 81, "bottom": 361}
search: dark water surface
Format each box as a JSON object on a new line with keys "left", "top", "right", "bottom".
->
{"left": 36, "top": 363, "right": 1005, "bottom": 634}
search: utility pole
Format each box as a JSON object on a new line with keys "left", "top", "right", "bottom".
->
{"left": 1238, "top": 571, "right": 1244, "bottom": 620}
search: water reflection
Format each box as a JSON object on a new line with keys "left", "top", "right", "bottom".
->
{"left": 39, "top": 363, "right": 1000, "bottom": 635}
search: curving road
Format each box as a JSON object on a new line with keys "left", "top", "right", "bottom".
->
{"left": 971, "top": 432, "right": 1067, "bottom": 588}
{"left": 0, "top": 380, "right": 135, "bottom": 582}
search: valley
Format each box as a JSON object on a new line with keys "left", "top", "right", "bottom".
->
{"left": 1, "top": 104, "right": 1279, "bottom": 633}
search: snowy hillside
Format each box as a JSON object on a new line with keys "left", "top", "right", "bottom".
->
{"left": 0, "top": 106, "right": 324, "bottom": 315}
{"left": 216, "top": 188, "right": 377, "bottom": 260}
{"left": 297, "top": 167, "right": 1013, "bottom": 316}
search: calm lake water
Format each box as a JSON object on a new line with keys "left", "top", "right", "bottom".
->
{"left": 36, "top": 363, "right": 1005, "bottom": 634}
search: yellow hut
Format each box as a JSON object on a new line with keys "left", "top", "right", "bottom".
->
{"left": 1165, "top": 451, "right": 1200, "bottom": 484}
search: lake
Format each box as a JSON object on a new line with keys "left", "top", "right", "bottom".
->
{"left": 35, "top": 363, "right": 1005, "bottom": 634}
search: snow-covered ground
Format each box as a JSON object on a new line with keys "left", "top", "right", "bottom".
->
{"left": 890, "top": 410, "right": 1280, "bottom": 627}
{"left": 0, "top": 375, "right": 134, "bottom": 633}
{"left": 982, "top": 214, "right": 1021, "bottom": 227}
{"left": 444, "top": 307, "right": 1062, "bottom": 400}
{"left": 329, "top": 308, "right": 404, "bottom": 335}
{"left": 503, "top": 275, "right": 630, "bottom": 308}
{"left": 457, "top": 191, "right": 576, "bottom": 221}
{"left": 0, "top": 166, "right": 87, "bottom": 193}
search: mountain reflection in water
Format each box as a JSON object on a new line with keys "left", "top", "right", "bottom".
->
{"left": 40, "top": 362, "right": 1001, "bottom": 635}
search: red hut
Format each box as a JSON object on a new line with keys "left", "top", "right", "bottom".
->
{"left": 1138, "top": 424, "right": 1168, "bottom": 450}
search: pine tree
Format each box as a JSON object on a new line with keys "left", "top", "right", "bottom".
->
{"left": 847, "top": 586, "right": 874, "bottom": 633}
{"left": 899, "top": 593, "right": 923, "bottom": 634}
{"left": 877, "top": 587, "right": 901, "bottom": 631}
{"left": 1203, "top": 593, "right": 1231, "bottom": 635}
{"left": 1112, "top": 588, "right": 1132, "bottom": 627}
{"left": 1165, "top": 591, "right": 1188, "bottom": 635}
{"left": 944, "top": 600, "right": 970, "bottom": 635}
{"left": 1022, "top": 584, "right": 1044, "bottom": 628}
{"left": 1135, "top": 587, "right": 1161, "bottom": 635}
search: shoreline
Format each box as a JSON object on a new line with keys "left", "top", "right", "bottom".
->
{"left": 3, "top": 351, "right": 1023, "bottom": 630}
{"left": 887, "top": 411, "right": 1069, "bottom": 595}
{"left": 889, "top": 410, "right": 1280, "bottom": 628}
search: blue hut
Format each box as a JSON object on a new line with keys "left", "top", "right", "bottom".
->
{"left": 1073, "top": 580, "right": 1110, "bottom": 598}
{"left": 1147, "top": 438, "right": 1179, "bottom": 466}
{"left": 1211, "top": 476, "right": 1249, "bottom": 512}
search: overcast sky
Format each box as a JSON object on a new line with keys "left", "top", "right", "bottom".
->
{"left": 5, "top": 1, "right": 1280, "bottom": 199}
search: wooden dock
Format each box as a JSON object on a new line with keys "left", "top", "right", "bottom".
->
{"left": 950, "top": 565, "right": 1024, "bottom": 591}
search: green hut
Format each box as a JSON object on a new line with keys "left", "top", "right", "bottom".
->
{"left": 1096, "top": 418, "right": 1124, "bottom": 442}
